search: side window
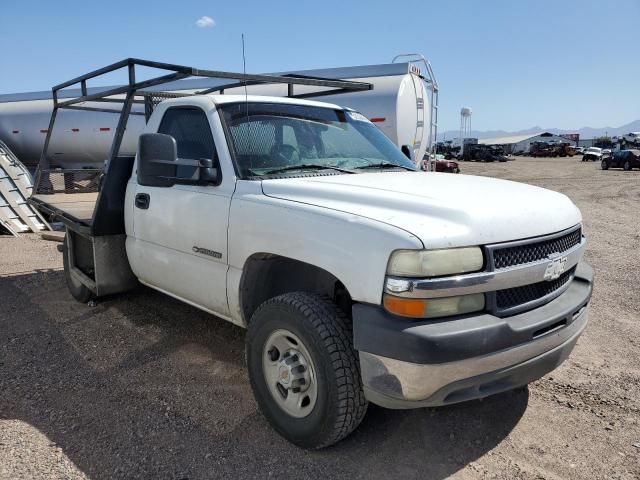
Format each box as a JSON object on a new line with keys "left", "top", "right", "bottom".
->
{"left": 158, "top": 107, "right": 217, "bottom": 180}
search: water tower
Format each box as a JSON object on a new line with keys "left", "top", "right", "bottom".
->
{"left": 460, "top": 107, "right": 472, "bottom": 149}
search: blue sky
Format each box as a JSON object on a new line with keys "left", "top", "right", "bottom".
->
{"left": 2, "top": 0, "right": 637, "bottom": 132}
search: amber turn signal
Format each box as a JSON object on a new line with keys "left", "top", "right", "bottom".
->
{"left": 383, "top": 295, "right": 427, "bottom": 318}
{"left": 383, "top": 293, "right": 485, "bottom": 319}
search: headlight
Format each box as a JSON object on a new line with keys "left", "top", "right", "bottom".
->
{"left": 383, "top": 293, "right": 485, "bottom": 319}
{"left": 387, "top": 247, "right": 484, "bottom": 277}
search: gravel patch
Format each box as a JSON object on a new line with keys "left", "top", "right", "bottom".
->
{"left": 0, "top": 157, "right": 638, "bottom": 479}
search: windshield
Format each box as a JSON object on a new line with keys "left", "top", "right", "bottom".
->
{"left": 586, "top": 148, "right": 601, "bottom": 153}
{"left": 218, "top": 102, "right": 417, "bottom": 178}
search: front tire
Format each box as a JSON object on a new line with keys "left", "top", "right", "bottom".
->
{"left": 246, "top": 292, "right": 367, "bottom": 449}
{"left": 624, "top": 160, "right": 632, "bottom": 171}
{"left": 601, "top": 159, "right": 609, "bottom": 170}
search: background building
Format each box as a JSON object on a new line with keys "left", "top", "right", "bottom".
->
{"left": 479, "top": 132, "right": 577, "bottom": 154}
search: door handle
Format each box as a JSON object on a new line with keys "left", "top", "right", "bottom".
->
{"left": 135, "top": 193, "right": 150, "bottom": 209}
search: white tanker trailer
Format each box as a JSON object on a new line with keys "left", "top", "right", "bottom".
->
{"left": 0, "top": 54, "right": 438, "bottom": 169}
{"left": 0, "top": 55, "right": 438, "bottom": 235}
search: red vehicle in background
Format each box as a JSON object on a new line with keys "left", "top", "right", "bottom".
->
{"left": 423, "top": 154, "right": 460, "bottom": 173}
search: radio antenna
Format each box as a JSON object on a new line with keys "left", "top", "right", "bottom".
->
{"left": 242, "top": 34, "right": 252, "bottom": 167}
{"left": 242, "top": 34, "right": 248, "bottom": 104}
{"left": 242, "top": 34, "right": 249, "bottom": 118}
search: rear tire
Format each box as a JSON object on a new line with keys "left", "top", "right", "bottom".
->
{"left": 601, "top": 159, "right": 609, "bottom": 170}
{"left": 246, "top": 292, "right": 367, "bottom": 449}
{"left": 62, "top": 236, "right": 95, "bottom": 303}
{"left": 624, "top": 160, "right": 632, "bottom": 171}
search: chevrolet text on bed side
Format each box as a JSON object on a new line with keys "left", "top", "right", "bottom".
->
{"left": 27, "top": 59, "right": 593, "bottom": 449}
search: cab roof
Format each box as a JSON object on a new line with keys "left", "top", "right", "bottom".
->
{"left": 162, "top": 93, "right": 347, "bottom": 111}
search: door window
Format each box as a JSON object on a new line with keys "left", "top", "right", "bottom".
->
{"left": 158, "top": 107, "right": 218, "bottom": 179}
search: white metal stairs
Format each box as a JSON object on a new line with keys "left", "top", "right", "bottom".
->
{"left": 0, "top": 140, "right": 49, "bottom": 236}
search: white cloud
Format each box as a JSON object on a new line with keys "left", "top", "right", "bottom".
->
{"left": 196, "top": 16, "right": 216, "bottom": 28}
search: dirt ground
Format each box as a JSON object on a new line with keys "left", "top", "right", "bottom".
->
{"left": 0, "top": 157, "right": 638, "bottom": 479}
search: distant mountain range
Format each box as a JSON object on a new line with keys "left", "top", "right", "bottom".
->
{"left": 437, "top": 119, "right": 640, "bottom": 141}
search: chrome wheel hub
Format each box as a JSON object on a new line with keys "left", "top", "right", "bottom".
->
{"left": 263, "top": 329, "right": 317, "bottom": 418}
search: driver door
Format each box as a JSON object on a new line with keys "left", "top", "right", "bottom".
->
{"left": 129, "top": 106, "right": 232, "bottom": 316}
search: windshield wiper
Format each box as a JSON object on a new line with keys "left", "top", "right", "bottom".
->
{"left": 261, "top": 164, "right": 355, "bottom": 175}
{"left": 355, "top": 161, "right": 415, "bottom": 171}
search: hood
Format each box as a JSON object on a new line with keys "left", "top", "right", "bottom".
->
{"left": 261, "top": 171, "right": 581, "bottom": 249}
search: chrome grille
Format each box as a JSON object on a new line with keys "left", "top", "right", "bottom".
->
{"left": 492, "top": 227, "right": 582, "bottom": 269}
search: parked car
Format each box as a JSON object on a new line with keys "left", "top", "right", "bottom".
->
{"left": 574, "top": 146, "right": 584, "bottom": 154}
{"left": 582, "top": 147, "right": 603, "bottom": 162}
{"left": 601, "top": 149, "right": 640, "bottom": 171}
{"left": 422, "top": 154, "right": 460, "bottom": 173}
{"left": 435, "top": 157, "right": 460, "bottom": 173}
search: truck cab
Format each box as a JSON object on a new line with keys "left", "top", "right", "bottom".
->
{"left": 29, "top": 59, "right": 593, "bottom": 449}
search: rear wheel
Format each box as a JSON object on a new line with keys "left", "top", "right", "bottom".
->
{"left": 601, "top": 159, "right": 609, "bottom": 170}
{"left": 624, "top": 160, "right": 632, "bottom": 171}
{"left": 246, "top": 292, "right": 367, "bottom": 449}
{"left": 62, "top": 236, "right": 95, "bottom": 303}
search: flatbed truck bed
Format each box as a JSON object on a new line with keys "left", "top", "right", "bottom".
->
{"left": 30, "top": 192, "right": 98, "bottom": 225}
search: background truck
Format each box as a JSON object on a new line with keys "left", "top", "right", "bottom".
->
{"left": 461, "top": 144, "right": 508, "bottom": 162}
{"left": 529, "top": 141, "right": 558, "bottom": 157}
{"left": 26, "top": 58, "right": 592, "bottom": 449}
{"left": 556, "top": 142, "right": 576, "bottom": 157}
{"left": 529, "top": 141, "right": 574, "bottom": 158}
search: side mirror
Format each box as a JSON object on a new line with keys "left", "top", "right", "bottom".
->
{"left": 138, "top": 133, "right": 177, "bottom": 187}
{"left": 198, "top": 158, "right": 220, "bottom": 184}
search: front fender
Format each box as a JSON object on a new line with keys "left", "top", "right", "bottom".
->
{"left": 227, "top": 181, "right": 422, "bottom": 316}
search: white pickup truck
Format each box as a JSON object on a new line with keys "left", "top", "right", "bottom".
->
{"left": 29, "top": 59, "right": 593, "bottom": 449}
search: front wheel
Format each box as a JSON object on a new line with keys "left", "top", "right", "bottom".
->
{"left": 601, "top": 159, "right": 609, "bottom": 170}
{"left": 624, "top": 160, "right": 632, "bottom": 171}
{"left": 246, "top": 292, "right": 368, "bottom": 449}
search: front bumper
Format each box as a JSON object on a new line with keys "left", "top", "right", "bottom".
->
{"left": 353, "top": 262, "right": 593, "bottom": 409}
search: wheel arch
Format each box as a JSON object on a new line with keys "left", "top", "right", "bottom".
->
{"left": 238, "top": 253, "right": 353, "bottom": 326}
